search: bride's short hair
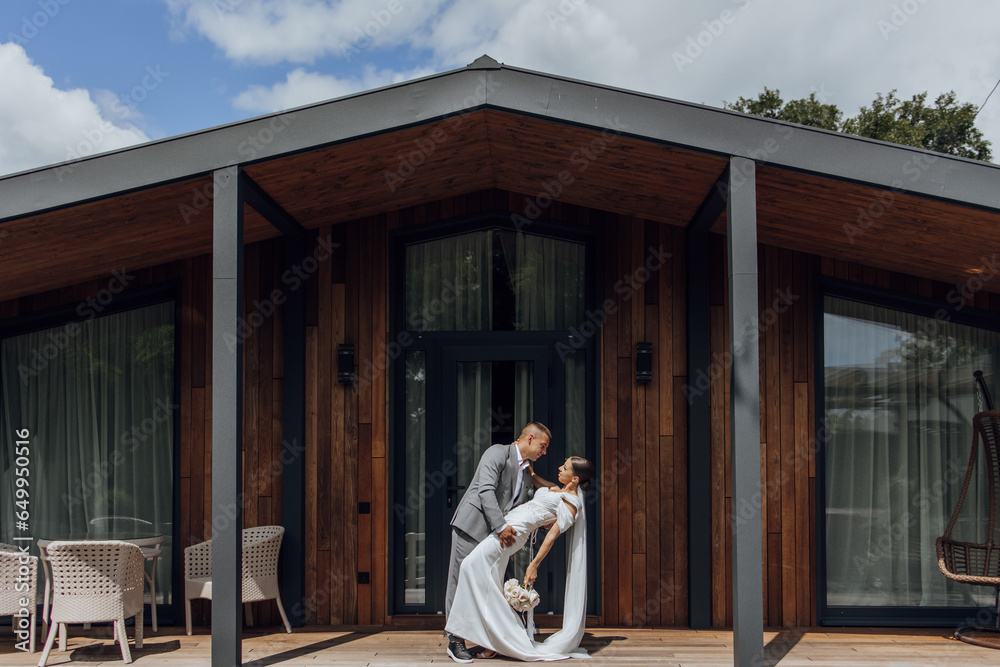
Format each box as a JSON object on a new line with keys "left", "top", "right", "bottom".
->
{"left": 568, "top": 456, "right": 594, "bottom": 489}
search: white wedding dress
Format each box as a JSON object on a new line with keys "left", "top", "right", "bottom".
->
{"left": 445, "top": 487, "right": 589, "bottom": 661}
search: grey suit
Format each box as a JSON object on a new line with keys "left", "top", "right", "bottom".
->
{"left": 445, "top": 443, "right": 532, "bottom": 621}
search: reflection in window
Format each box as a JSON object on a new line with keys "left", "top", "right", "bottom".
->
{"left": 824, "top": 296, "right": 995, "bottom": 608}
{"left": 0, "top": 301, "right": 175, "bottom": 604}
{"left": 403, "top": 351, "right": 426, "bottom": 604}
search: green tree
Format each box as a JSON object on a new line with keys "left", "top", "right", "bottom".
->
{"left": 724, "top": 88, "right": 992, "bottom": 161}
{"left": 840, "top": 90, "right": 923, "bottom": 148}
{"left": 724, "top": 87, "right": 842, "bottom": 131}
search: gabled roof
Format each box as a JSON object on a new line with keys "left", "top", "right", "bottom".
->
{"left": 1, "top": 55, "right": 999, "bottom": 301}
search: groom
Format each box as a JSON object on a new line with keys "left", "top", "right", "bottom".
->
{"left": 444, "top": 421, "right": 552, "bottom": 663}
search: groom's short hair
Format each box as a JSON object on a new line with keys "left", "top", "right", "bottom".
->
{"left": 522, "top": 421, "right": 552, "bottom": 440}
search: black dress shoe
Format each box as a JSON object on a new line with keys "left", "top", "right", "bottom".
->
{"left": 447, "top": 639, "right": 474, "bottom": 664}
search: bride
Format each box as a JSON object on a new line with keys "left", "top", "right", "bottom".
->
{"left": 445, "top": 456, "right": 594, "bottom": 662}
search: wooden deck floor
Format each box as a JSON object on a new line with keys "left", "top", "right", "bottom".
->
{"left": 2, "top": 625, "right": 998, "bottom": 666}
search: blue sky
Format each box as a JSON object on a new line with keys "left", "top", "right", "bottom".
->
{"left": 2, "top": 0, "right": 1000, "bottom": 176}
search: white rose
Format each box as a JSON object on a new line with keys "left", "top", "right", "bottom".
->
{"left": 528, "top": 589, "right": 540, "bottom": 608}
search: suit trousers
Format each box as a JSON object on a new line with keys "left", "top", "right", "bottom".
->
{"left": 445, "top": 527, "right": 480, "bottom": 630}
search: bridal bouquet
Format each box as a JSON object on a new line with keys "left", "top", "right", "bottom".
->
{"left": 504, "top": 578, "right": 540, "bottom": 637}
{"left": 503, "top": 578, "right": 540, "bottom": 612}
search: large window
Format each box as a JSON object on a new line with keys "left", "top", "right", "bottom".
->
{"left": 823, "top": 294, "right": 996, "bottom": 618}
{"left": 0, "top": 299, "right": 176, "bottom": 605}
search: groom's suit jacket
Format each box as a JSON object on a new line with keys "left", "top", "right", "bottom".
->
{"left": 450, "top": 443, "right": 533, "bottom": 543}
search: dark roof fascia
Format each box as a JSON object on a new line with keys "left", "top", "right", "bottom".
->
{"left": 489, "top": 63, "right": 1000, "bottom": 212}
{"left": 0, "top": 66, "right": 494, "bottom": 222}
{"left": 3, "top": 60, "right": 1000, "bottom": 224}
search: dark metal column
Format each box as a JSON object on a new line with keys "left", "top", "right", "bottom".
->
{"left": 726, "top": 156, "right": 763, "bottom": 666}
{"left": 212, "top": 166, "right": 244, "bottom": 666}
{"left": 280, "top": 233, "right": 306, "bottom": 626}
{"left": 686, "top": 169, "right": 728, "bottom": 629}
{"left": 241, "top": 172, "right": 308, "bottom": 627}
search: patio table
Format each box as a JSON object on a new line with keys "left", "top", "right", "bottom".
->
{"left": 37, "top": 533, "right": 166, "bottom": 635}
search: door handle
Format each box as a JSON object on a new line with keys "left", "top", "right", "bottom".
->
{"left": 446, "top": 475, "right": 466, "bottom": 508}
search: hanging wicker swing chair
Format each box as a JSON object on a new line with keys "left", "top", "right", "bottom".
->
{"left": 936, "top": 371, "right": 1000, "bottom": 648}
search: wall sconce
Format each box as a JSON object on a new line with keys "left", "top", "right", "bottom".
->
{"left": 338, "top": 343, "right": 355, "bottom": 384}
{"left": 636, "top": 342, "right": 653, "bottom": 384}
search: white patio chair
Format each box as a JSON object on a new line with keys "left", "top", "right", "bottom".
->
{"left": 37, "top": 534, "right": 166, "bottom": 633}
{"left": 0, "top": 546, "right": 37, "bottom": 653}
{"left": 38, "top": 541, "right": 144, "bottom": 665}
{"left": 184, "top": 525, "right": 292, "bottom": 635}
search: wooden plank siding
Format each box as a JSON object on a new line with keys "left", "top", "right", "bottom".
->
{"left": 0, "top": 191, "right": 695, "bottom": 630}
{"left": 10, "top": 185, "right": 999, "bottom": 632}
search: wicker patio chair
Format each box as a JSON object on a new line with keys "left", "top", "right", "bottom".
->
{"left": 184, "top": 525, "right": 292, "bottom": 635}
{"left": 128, "top": 535, "right": 165, "bottom": 632}
{"left": 38, "top": 541, "right": 144, "bottom": 665}
{"left": 937, "top": 409, "right": 1000, "bottom": 646}
{"left": 0, "top": 547, "right": 37, "bottom": 653}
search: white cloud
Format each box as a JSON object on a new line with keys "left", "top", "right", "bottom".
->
{"left": 168, "top": 0, "right": 1000, "bottom": 153}
{"left": 0, "top": 43, "right": 150, "bottom": 176}
{"left": 167, "top": 0, "right": 448, "bottom": 65}
{"left": 232, "top": 64, "right": 437, "bottom": 113}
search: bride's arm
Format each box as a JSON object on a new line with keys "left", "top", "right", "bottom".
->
{"left": 528, "top": 463, "right": 558, "bottom": 489}
{"left": 524, "top": 523, "right": 562, "bottom": 586}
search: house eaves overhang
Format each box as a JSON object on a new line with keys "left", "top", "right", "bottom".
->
{"left": 2, "top": 57, "right": 1000, "bottom": 304}
{"left": 3, "top": 56, "right": 1000, "bottom": 223}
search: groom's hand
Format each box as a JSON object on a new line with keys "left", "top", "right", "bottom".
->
{"left": 498, "top": 525, "right": 517, "bottom": 548}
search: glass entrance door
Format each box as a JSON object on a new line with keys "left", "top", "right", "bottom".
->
{"left": 391, "top": 221, "right": 597, "bottom": 617}
{"left": 396, "top": 342, "right": 574, "bottom": 615}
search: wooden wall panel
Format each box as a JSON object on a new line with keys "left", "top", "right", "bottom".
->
{"left": 695, "top": 238, "right": 968, "bottom": 629}
{"left": 304, "top": 325, "right": 319, "bottom": 622}
{"left": 16, "top": 185, "right": 937, "bottom": 632}
{"left": 244, "top": 243, "right": 261, "bottom": 533}
{"left": 286, "top": 190, "right": 694, "bottom": 629}
{"left": 707, "top": 238, "right": 820, "bottom": 629}
{"left": 643, "top": 304, "right": 661, "bottom": 626}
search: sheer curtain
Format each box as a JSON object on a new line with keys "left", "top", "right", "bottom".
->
{"left": 0, "top": 301, "right": 175, "bottom": 603}
{"left": 824, "top": 296, "right": 996, "bottom": 607}
{"left": 505, "top": 231, "right": 587, "bottom": 455}
{"left": 563, "top": 350, "right": 587, "bottom": 460}
{"left": 497, "top": 231, "right": 586, "bottom": 332}
{"left": 405, "top": 231, "right": 492, "bottom": 332}
{"left": 456, "top": 361, "right": 493, "bottom": 495}
{"left": 403, "top": 233, "right": 494, "bottom": 609}
{"left": 405, "top": 229, "right": 586, "bottom": 333}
